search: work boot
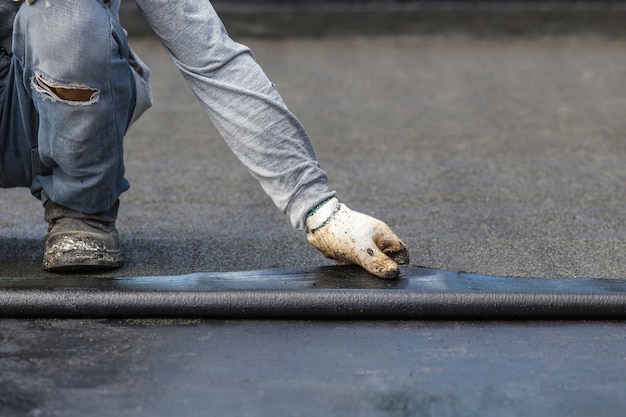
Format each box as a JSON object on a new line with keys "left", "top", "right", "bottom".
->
{"left": 43, "top": 200, "right": 122, "bottom": 272}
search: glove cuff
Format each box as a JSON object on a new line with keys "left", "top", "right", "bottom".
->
{"left": 306, "top": 197, "right": 340, "bottom": 233}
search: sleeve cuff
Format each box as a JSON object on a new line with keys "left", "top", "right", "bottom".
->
{"left": 305, "top": 197, "right": 339, "bottom": 233}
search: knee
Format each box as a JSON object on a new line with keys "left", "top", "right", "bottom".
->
{"left": 13, "top": 0, "right": 130, "bottom": 103}
{"left": 14, "top": 0, "right": 114, "bottom": 71}
{"left": 31, "top": 69, "right": 100, "bottom": 104}
{"left": 15, "top": 0, "right": 111, "bottom": 39}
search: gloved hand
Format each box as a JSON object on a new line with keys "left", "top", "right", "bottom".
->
{"left": 306, "top": 197, "right": 409, "bottom": 279}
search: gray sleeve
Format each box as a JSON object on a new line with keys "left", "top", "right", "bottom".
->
{"left": 133, "top": 0, "right": 336, "bottom": 229}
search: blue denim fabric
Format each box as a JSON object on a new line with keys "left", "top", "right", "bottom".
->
{"left": 0, "top": 0, "right": 139, "bottom": 214}
{"left": 2, "top": 0, "right": 335, "bottom": 229}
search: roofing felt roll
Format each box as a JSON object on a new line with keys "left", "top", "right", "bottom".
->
{"left": 1, "top": 266, "right": 625, "bottom": 319}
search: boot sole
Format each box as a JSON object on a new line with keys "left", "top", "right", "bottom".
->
{"left": 44, "top": 236, "right": 123, "bottom": 272}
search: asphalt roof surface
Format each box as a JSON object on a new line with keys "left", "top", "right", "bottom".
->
{"left": 2, "top": 33, "right": 626, "bottom": 416}
{"left": 2, "top": 35, "right": 626, "bottom": 279}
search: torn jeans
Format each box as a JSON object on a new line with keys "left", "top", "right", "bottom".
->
{"left": 1, "top": 0, "right": 334, "bottom": 229}
{"left": 0, "top": 0, "right": 145, "bottom": 213}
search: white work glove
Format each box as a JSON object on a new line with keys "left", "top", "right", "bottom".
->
{"left": 306, "top": 197, "right": 409, "bottom": 279}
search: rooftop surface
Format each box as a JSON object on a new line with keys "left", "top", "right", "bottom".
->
{"left": 3, "top": 34, "right": 626, "bottom": 279}
{"left": 2, "top": 10, "right": 626, "bottom": 416}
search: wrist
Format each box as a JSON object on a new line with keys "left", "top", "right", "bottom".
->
{"left": 306, "top": 197, "right": 339, "bottom": 233}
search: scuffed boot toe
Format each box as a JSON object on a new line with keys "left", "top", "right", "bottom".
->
{"left": 44, "top": 222, "right": 122, "bottom": 272}
{"left": 43, "top": 201, "right": 123, "bottom": 273}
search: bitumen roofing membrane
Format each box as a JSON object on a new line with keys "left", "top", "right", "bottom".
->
{"left": 3, "top": 4, "right": 626, "bottom": 416}
{"left": 2, "top": 266, "right": 626, "bottom": 320}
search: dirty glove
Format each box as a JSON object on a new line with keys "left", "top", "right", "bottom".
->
{"left": 306, "top": 197, "right": 409, "bottom": 279}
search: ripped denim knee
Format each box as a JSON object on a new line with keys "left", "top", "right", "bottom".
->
{"left": 31, "top": 69, "right": 100, "bottom": 105}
